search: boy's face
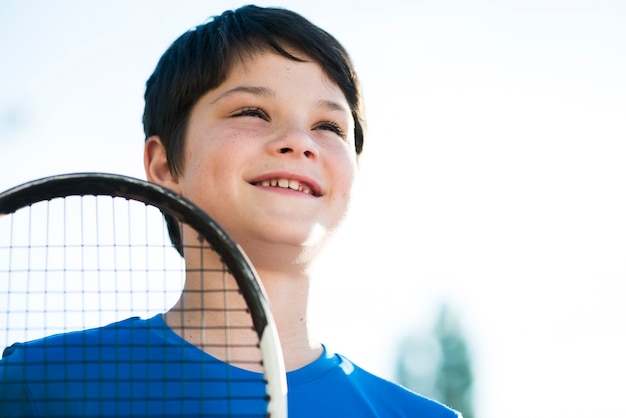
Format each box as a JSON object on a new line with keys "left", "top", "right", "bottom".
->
{"left": 161, "top": 51, "right": 358, "bottom": 257}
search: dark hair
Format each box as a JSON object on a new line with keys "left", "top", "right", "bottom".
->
{"left": 143, "top": 4, "right": 365, "bottom": 179}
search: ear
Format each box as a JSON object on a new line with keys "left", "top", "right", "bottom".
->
{"left": 144, "top": 135, "right": 181, "bottom": 193}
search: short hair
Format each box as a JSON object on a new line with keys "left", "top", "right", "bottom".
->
{"left": 143, "top": 4, "right": 366, "bottom": 179}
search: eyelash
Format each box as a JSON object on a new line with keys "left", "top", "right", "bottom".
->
{"left": 232, "top": 107, "right": 346, "bottom": 139}
{"left": 315, "top": 121, "right": 346, "bottom": 138}
{"left": 233, "top": 107, "right": 269, "bottom": 120}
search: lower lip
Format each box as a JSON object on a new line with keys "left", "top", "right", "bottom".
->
{"left": 255, "top": 185, "right": 316, "bottom": 198}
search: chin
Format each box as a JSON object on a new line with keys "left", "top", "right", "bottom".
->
{"left": 236, "top": 225, "right": 331, "bottom": 265}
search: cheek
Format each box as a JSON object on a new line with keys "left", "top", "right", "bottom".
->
{"left": 183, "top": 143, "right": 246, "bottom": 209}
{"left": 178, "top": 142, "right": 218, "bottom": 200}
{"left": 183, "top": 131, "right": 227, "bottom": 176}
{"left": 334, "top": 151, "right": 358, "bottom": 189}
{"left": 329, "top": 155, "right": 358, "bottom": 208}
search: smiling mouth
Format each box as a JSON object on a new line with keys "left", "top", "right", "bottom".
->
{"left": 253, "top": 178, "right": 320, "bottom": 196}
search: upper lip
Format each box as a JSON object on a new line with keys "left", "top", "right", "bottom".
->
{"left": 248, "top": 172, "right": 322, "bottom": 197}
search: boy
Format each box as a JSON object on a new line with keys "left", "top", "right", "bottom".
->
{"left": 1, "top": 5, "right": 461, "bottom": 417}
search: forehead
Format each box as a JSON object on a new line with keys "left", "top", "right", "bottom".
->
{"left": 221, "top": 50, "right": 349, "bottom": 103}
{"left": 226, "top": 46, "right": 334, "bottom": 86}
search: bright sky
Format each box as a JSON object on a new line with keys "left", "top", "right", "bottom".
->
{"left": 1, "top": 1, "right": 625, "bottom": 417}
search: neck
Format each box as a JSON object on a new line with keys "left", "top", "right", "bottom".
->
{"left": 164, "top": 248, "right": 321, "bottom": 372}
{"left": 244, "top": 243, "right": 324, "bottom": 369}
{"left": 254, "top": 266, "right": 322, "bottom": 370}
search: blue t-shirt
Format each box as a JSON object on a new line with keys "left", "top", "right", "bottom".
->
{"left": 0, "top": 315, "right": 460, "bottom": 417}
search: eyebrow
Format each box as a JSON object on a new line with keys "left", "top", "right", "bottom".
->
{"left": 209, "top": 85, "right": 275, "bottom": 104}
{"left": 317, "top": 99, "right": 350, "bottom": 114}
{"left": 210, "top": 85, "right": 350, "bottom": 114}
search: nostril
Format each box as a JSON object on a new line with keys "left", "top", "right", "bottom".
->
{"left": 304, "top": 150, "right": 313, "bottom": 158}
{"left": 279, "top": 147, "right": 292, "bottom": 154}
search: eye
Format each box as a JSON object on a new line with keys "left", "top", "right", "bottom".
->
{"left": 232, "top": 107, "right": 269, "bottom": 120}
{"left": 315, "top": 121, "right": 346, "bottom": 139}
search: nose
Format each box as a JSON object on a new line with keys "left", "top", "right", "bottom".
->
{"left": 270, "top": 126, "right": 318, "bottom": 160}
{"left": 278, "top": 147, "right": 315, "bottom": 159}
{"left": 269, "top": 124, "right": 319, "bottom": 159}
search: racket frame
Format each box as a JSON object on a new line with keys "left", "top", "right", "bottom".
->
{"left": 0, "top": 172, "right": 288, "bottom": 417}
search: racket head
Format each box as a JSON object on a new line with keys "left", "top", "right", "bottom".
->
{"left": 0, "top": 172, "right": 287, "bottom": 417}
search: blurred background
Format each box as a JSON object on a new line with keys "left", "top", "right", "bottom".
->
{"left": 1, "top": 1, "right": 625, "bottom": 417}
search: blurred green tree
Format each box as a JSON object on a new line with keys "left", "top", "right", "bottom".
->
{"left": 395, "top": 304, "right": 474, "bottom": 418}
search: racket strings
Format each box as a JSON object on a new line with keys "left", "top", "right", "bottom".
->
{"left": 0, "top": 193, "right": 272, "bottom": 416}
{"left": 183, "top": 236, "right": 263, "bottom": 370}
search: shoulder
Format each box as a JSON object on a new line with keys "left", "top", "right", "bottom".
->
{"left": 288, "top": 348, "right": 460, "bottom": 417}
{"left": 1, "top": 316, "right": 151, "bottom": 361}
{"left": 339, "top": 354, "right": 460, "bottom": 417}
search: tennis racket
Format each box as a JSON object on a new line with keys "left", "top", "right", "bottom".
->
{"left": 0, "top": 172, "right": 287, "bottom": 417}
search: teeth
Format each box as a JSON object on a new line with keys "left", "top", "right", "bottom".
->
{"left": 258, "top": 178, "right": 312, "bottom": 195}
{"left": 288, "top": 179, "right": 299, "bottom": 191}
